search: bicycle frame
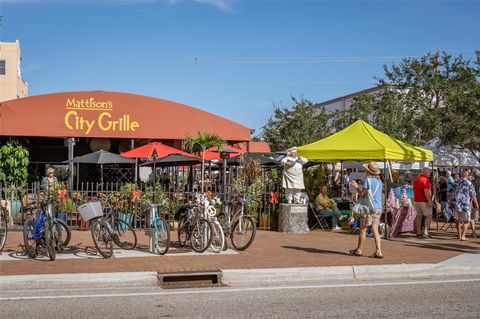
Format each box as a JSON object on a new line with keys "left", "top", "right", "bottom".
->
{"left": 32, "top": 204, "right": 53, "bottom": 240}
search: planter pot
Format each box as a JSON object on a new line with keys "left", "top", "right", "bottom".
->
{"left": 10, "top": 200, "right": 22, "bottom": 220}
{"left": 55, "top": 212, "right": 67, "bottom": 222}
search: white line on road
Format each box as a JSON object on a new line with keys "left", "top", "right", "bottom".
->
{"left": 1, "top": 278, "right": 479, "bottom": 301}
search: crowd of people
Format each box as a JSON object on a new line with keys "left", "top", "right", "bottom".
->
{"left": 307, "top": 163, "right": 479, "bottom": 259}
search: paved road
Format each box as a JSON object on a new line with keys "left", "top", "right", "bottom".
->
{"left": 2, "top": 277, "right": 479, "bottom": 318}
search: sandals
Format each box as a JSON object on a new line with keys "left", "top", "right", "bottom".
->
{"left": 349, "top": 249, "right": 362, "bottom": 257}
{"left": 370, "top": 252, "right": 384, "bottom": 259}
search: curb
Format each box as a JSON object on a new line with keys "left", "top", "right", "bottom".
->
{"left": 0, "top": 272, "right": 158, "bottom": 290}
{"left": 2, "top": 264, "right": 480, "bottom": 290}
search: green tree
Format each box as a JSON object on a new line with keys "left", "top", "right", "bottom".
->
{"left": 261, "top": 97, "right": 329, "bottom": 152}
{"left": 0, "top": 141, "right": 29, "bottom": 191}
{"left": 183, "top": 131, "right": 225, "bottom": 192}
{"left": 380, "top": 50, "right": 480, "bottom": 158}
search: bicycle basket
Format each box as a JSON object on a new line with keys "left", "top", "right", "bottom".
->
{"left": 78, "top": 201, "right": 103, "bottom": 221}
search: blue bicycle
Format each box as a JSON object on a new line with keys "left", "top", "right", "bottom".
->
{"left": 23, "top": 201, "right": 71, "bottom": 260}
{"left": 140, "top": 199, "right": 170, "bottom": 255}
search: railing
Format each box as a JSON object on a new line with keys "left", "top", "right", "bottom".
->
{"left": 0, "top": 182, "right": 282, "bottom": 231}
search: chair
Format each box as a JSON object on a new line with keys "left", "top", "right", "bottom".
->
{"left": 309, "top": 203, "right": 330, "bottom": 230}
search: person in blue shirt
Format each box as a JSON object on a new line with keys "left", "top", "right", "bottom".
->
{"left": 446, "top": 170, "right": 454, "bottom": 192}
{"left": 349, "top": 162, "right": 384, "bottom": 259}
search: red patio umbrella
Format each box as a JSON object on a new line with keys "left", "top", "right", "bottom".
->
{"left": 121, "top": 142, "right": 197, "bottom": 184}
{"left": 121, "top": 142, "right": 196, "bottom": 159}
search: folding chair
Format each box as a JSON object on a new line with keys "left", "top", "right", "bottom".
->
{"left": 309, "top": 203, "right": 330, "bottom": 230}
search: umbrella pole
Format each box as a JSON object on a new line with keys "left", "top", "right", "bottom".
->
{"left": 101, "top": 164, "right": 104, "bottom": 191}
{"left": 76, "top": 162, "right": 79, "bottom": 191}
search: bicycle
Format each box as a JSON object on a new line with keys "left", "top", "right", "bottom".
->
{"left": 201, "top": 195, "right": 225, "bottom": 254}
{"left": 23, "top": 201, "right": 71, "bottom": 260}
{"left": 139, "top": 198, "right": 170, "bottom": 255}
{"left": 177, "top": 195, "right": 214, "bottom": 253}
{"left": 83, "top": 198, "right": 137, "bottom": 258}
{"left": 218, "top": 197, "right": 256, "bottom": 251}
{"left": 0, "top": 203, "right": 8, "bottom": 253}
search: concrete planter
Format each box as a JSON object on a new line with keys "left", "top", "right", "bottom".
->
{"left": 278, "top": 204, "right": 309, "bottom": 233}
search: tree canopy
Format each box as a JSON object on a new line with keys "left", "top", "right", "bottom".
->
{"left": 259, "top": 50, "right": 480, "bottom": 161}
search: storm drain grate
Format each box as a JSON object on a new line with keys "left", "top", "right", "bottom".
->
{"left": 157, "top": 270, "right": 223, "bottom": 289}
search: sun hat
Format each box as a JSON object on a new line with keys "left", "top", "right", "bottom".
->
{"left": 362, "top": 162, "right": 381, "bottom": 175}
{"left": 47, "top": 167, "right": 55, "bottom": 174}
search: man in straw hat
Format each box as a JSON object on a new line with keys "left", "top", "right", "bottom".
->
{"left": 349, "top": 162, "right": 384, "bottom": 258}
{"left": 281, "top": 147, "right": 308, "bottom": 204}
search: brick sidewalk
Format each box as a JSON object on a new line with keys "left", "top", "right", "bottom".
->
{"left": 1, "top": 227, "right": 479, "bottom": 276}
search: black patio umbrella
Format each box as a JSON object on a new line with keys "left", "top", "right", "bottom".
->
{"left": 139, "top": 154, "right": 201, "bottom": 167}
{"left": 227, "top": 152, "right": 281, "bottom": 167}
{"left": 64, "top": 150, "right": 135, "bottom": 184}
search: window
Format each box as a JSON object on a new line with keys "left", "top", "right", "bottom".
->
{"left": 0, "top": 60, "right": 5, "bottom": 75}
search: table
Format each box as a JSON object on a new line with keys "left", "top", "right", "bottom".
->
{"left": 388, "top": 206, "right": 417, "bottom": 238}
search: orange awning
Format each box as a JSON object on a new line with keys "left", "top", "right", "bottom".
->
{"left": 0, "top": 91, "right": 252, "bottom": 141}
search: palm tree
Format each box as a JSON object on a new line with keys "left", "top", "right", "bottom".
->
{"left": 183, "top": 131, "right": 225, "bottom": 192}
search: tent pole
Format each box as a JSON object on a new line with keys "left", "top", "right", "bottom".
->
{"left": 340, "top": 161, "right": 343, "bottom": 197}
{"left": 384, "top": 159, "right": 389, "bottom": 239}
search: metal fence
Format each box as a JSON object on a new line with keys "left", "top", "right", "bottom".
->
{"left": 0, "top": 181, "right": 282, "bottom": 231}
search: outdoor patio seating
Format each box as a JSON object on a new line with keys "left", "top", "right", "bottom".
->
{"left": 309, "top": 203, "right": 330, "bottom": 230}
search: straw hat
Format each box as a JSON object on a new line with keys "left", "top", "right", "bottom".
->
{"left": 46, "top": 167, "right": 55, "bottom": 174}
{"left": 362, "top": 162, "right": 381, "bottom": 175}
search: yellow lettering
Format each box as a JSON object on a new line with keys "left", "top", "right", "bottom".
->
{"left": 85, "top": 120, "right": 95, "bottom": 135}
{"left": 131, "top": 121, "right": 139, "bottom": 131}
{"left": 66, "top": 99, "right": 76, "bottom": 108}
{"left": 65, "top": 111, "right": 76, "bottom": 130}
{"left": 98, "top": 112, "right": 112, "bottom": 131}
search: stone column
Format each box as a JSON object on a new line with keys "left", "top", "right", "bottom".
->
{"left": 278, "top": 203, "right": 309, "bottom": 233}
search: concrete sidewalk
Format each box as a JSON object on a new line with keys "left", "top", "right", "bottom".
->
{"left": 1, "top": 227, "right": 479, "bottom": 278}
{"left": 2, "top": 253, "right": 479, "bottom": 290}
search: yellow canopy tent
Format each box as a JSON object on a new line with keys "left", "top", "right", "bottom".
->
{"left": 297, "top": 120, "right": 433, "bottom": 162}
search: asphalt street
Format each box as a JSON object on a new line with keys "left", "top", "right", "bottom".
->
{"left": 1, "top": 277, "right": 479, "bottom": 319}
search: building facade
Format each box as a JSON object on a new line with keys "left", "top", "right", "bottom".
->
{"left": 0, "top": 40, "right": 28, "bottom": 102}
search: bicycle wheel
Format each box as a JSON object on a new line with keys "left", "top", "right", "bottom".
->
{"left": 209, "top": 220, "right": 225, "bottom": 254}
{"left": 23, "top": 219, "right": 38, "bottom": 258}
{"left": 54, "top": 218, "right": 71, "bottom": 247}
{"left": 0, "top": 212, "right": 7, "bottom": 253}
{"left": 90, "top": 220, "right": 113, "bottom": 258}
{"left": 231, "top": 215, "right": 256, "bottom": 251}
{"left": 153, "top": 218, "right": 170, "bottom": 255}
{"left": 191, "top": 218, "right": 213, "bottom": 253}
{"left": 113, "top": 218, "right": 137, "bottom": 250}
{"left": 44, "top": 219, "right": 56, "bottom": 261}
{"left": 177, "top": 215, "right": 188, "bottom": 247}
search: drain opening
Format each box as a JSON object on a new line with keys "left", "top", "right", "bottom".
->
{"left": 158, "top": 270, "right": 223, "bottom": 289}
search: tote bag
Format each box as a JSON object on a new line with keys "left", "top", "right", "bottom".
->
{"left": 352, "top": 178, "right": 381, "bottom": 216}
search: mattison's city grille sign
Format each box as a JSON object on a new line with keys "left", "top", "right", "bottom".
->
{"left": 64, "top": 98, "right": 139, "bottom": 135}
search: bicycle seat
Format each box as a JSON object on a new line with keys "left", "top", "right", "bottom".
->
{"left": 24, "top": 201, "right": 38, "bottom": 211}
{"left": 224, "top": 201, "right": 234, "bottom": 206}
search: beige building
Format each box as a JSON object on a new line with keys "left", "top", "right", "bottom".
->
{"left": 0, "top": 40, "right": 28, "bottom": 102}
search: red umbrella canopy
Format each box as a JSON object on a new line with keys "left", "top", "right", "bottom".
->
{"left": 121, "top": 142, "right": 196, "bottom": 159}
{"left": 203, "top": 145, "right": 244, "bottom": 161}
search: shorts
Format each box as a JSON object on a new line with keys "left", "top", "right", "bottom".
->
{"left": 471, "top": 208, "right": 479, "bottom": 221}
{"left": 360, "top": 209, "right": 382, "bottom": 227}
{"left": 454, "top": 210, "right": 471, "bottom": 223}
{"left": 414, "top": 202, "right": 432, "bottom": 217}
